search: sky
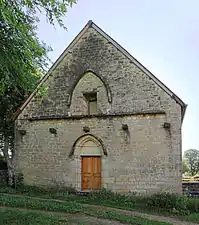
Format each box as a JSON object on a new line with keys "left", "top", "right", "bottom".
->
{"left": 37, "top": 0, "right": 199, "bottom": 153}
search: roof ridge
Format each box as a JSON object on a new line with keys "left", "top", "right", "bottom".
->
{"left": 14, "top": 21, "right": 91, "bottom": 119}
{"left": 14, "top": 20, "right": 187, "bottom": 121}
{"left": 90, "top": 21, "right": 187, "bottom": 121}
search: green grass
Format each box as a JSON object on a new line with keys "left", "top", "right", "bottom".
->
{"left": 0, "top": 186, "right": 148, "bottom": 209}
{"left": 0, "top": 194, "right": 172, "bottom": 225}
{"left": 0, "top": 194, "right": 83, "bottom": 213}
{"left": 0, "top": 208, "right": 63, "bottom": 225}
{"left": 0, "top": 208, "right": 90, "bottom": 225}
{"left": 0, "top": 185, "right": 199, "bottom": 223}
{"left": 184, "top": 213, "right": 199, "bottom": 222}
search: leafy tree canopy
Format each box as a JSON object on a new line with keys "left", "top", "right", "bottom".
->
{"left": 0, "top": 0, "right": 77, "bottom": 185}
{"left": 0, "top": 0, "right": 77, "bottom": 96}
{"left": 183, "top": 149, "right": 199, "bottom": 176}
{"left": 182, "top": 159, "right": 189, "bottom": 175}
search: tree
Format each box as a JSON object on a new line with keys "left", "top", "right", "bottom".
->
{"left": 182, "top": 159, "right": 189, "bottom": 175}
{"left": 0, "top": 154, "right": 7, "bottom": 170}
{"left": 0, "top": 0, "right": 77, "bottom": 186}
{"left": 183, "top": 149, "right": 199, "bottom": 176}
{"left": 0, "top": 0, "right": 77, "bottom": 95}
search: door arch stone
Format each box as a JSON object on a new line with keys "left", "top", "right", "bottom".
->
{"left": 71, "top": 134, "right": 107, "bottom": 191}
{"left": 69, "top": 134, "right": 107, "bottom": 157}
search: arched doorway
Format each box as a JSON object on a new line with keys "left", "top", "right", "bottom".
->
{"left": 71, "top": 134, "right": 106, "bottom": 191}
{"left": 81, "top": 139, "right": 102, "bottom": 191}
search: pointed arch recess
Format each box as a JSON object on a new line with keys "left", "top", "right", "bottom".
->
{"left": 68, "top": 70, "right": 112, "bottom": 106}
{"left": 69, "top": 134, "right": 107, "bottom": 157}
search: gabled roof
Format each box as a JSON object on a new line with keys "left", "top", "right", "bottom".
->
{"left": 15, "top": 20, "right": 187, "bottom": 121}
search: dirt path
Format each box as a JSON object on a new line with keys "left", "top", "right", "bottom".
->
{"left": 82, "top": 204, "right": 198, "bottom": 225}
{"left": 1, "top": 193, "right": 198, "bottom": 225}
{"left": 112, "top": 209, "right": 197, "bottom": 225}
{"left": 0, "top": 206, "right": 124, "bottom": 225}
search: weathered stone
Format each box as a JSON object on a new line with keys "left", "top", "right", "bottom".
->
{"left": 14, "top": 21, "right": 186, "bottom": 195}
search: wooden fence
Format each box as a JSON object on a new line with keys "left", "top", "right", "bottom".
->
{"left": 183, "top": 182, "right": 199, "bottom": 197}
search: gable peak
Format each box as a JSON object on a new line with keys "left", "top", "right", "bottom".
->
{"left": 14, "top": 20, "right": 186, "bottom": 121}
{"left": 87, "top": 20, "right": 93, "bottom": 27}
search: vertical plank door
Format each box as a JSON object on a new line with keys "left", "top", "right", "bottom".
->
{"left": 92, "top": 157, "right": 101, "bottom": 190}
{"left": 82, "top": 156, "right": 101, "bottom": 191}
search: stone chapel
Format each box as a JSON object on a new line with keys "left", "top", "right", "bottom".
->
{"left": 14, "top": 20, "right": 186, "bottom": 195}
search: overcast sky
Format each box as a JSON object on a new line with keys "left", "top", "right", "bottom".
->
{"left": 37, "top": 0, "right": 199, "bottom": 153}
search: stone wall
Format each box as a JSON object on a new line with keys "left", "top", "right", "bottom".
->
{"left": 15, "top": 25, "right": 183, "bottom": 194}
{"left": 18, "top": 27, "right": 182, "bottom": 122}
{"left": 70, "top": 71, "right": 109, "bottom": 115}
{"left": 15, "top": 113, "right": 182, "bottom": 194}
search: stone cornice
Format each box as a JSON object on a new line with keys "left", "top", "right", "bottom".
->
{"left": 26, "top": 111, "right": 166, "bottom": 121}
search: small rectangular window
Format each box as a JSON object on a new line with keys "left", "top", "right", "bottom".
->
{"left": 89, "top": 100, "right": 97, "bottom": 115}
{"left": 84, "top": 93, "right": 97, "bottom": 115}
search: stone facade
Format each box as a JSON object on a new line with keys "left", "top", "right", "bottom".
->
{"left": 14, "top": 21, "right": 186, "bottom": 195}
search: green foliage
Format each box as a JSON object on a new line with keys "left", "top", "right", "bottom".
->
{"left": 0, "top": 194, "right": 172, "bottom": 225}
{"left": 1, "top": 185, "right": 198, "bottom": 221}
{"left": 186, "top": 197, "right": 199, "bottom": 213}
{"left": 183, "top": 149, "right": 199, "bottom": 176}
{"left": 0, "top": 170, "right": 7, "bottom": 187}
{"left": 87, "top": 189, "right": 199, "bottom": 216}
{"left": 19, "top": 185, "right": 49, "bottom": 195}
{"left": 87, "top": 188, "right": 136, "bottom": 207}
{"left": 13, "top": 172, "right": 24, "bottom": 188}
{"left": 0, "top": 184, "right": 76, "bottom": 199}
{"left": 84, "top": 190, "right": 199, "bottom": 217}
{"left": 18, "top": 184, "right": 76, "bottom": 196}
{"left": 0, "top": 0, "right": 77, "bottom": 95}
{"left": 147, "top": 192, "right": 189, "bottom": 215}
{"left": 0, "top": 186, "right": 17, "bottom": 194}
{"left": 0, "top": 194, "right": 83, "bottom": 213}
{"left": 0, "top": 209, "right": 61, "bottom": 225}
{"left": 0, "top": 0, "right": 77, "bottom": 185}
{"left": 182, "top": 159, "right": 189, "bottom": 174}
{"left": 0, "top": 187, "right": 199, "bottom": 223}
{"left": 62, "top": 185, "right": 76, "bottom": 194}
{"left": 0, "top": 0, "right": 77, "bottom": 116}
{"left": 86, "top": 210, "right": 172, "bottom": 225}
{"left": 185, "top": 212, "right": 199, "bottom": 222}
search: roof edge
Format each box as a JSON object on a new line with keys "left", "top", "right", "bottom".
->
{"left": 14, "top": 20, "right": 187, "bottom": 121}
{"left": 90, "top": 22, "right": 186, "bottom": 120}
{"left": 13, "top": 21, "right": 91, "bottom": 120}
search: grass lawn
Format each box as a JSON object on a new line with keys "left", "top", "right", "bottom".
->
{"left": 0, "top": 208, "right": 120, "bottom": 225}
{"left": 0, "top": 208, "right": 62, "bottom": 225}
{"left": 0, "top": 186, "right": 198, "bottom": 224}
{"left": 0, "top": 194, "right": 172, "bottom": 225}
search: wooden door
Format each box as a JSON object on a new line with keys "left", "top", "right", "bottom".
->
{"left": 81, "top": 156, "right": 101, "bottom": 191}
